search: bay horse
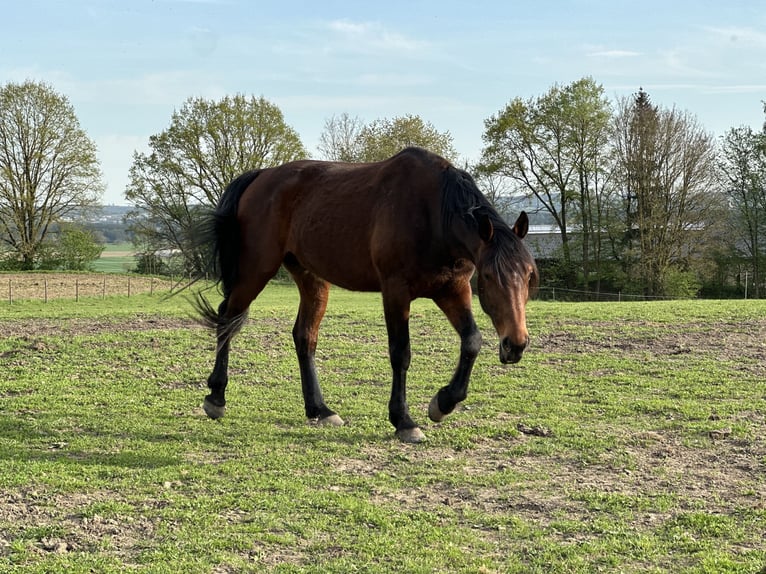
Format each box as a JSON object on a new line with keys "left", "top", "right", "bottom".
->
{"left": 194, "top": 147, "right": 538, "bottom": 443}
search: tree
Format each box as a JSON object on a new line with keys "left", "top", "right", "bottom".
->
{"left": 38, "top": 224, "right": 104, "bottom": 271}
{"left": 611, "top": 90, "right": 720, "bottom": 296}
{"left": 357, "top": 114, "right": 457, "bottom": 162}
{"left": 560, "top": 78, "right": 613, "bottom": 290}
{"left": 0, "top": 80, "right": 103, "bottom": 269}
{"left": 471, "top": 166, "right": 515, "bottom": 218}
{"left": 125, "top": 94, "right": 306, "bottom": 274}
{"left": 718, "top": 125, "right": 766, "bottom": 297}
{"left": 317, "top": 114, "right": 457, "bottom": 163}
{"left": 481, "top": 77, "right": 612, "bottom": 288}
{"left": 317, "top": 113, "right": 365, "bottom": 162}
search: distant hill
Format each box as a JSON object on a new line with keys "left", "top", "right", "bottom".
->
{"left": 89, "top": 205, "right": 132, "bottom": 224}
{"left": 59, "top": 205, "right": 133, "bottom": 244}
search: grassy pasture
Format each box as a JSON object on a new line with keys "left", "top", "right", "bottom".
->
{"left": 92, "top": 243, "right": 136, "bottom": 274}
{"left": 0, "top": 284, "right": 764, "bottom": 573}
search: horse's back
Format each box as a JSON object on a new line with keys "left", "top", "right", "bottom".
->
{"left": 236, "top": 149, "right": 450, "bottom": 292}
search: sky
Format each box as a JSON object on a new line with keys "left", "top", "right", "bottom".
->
{"left": 2, "top": 0, "right": 765, "bottom": 205}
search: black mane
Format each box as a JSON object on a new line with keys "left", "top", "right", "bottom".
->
{"left": 441, "top": 163, "right": 538, "bottom": 292}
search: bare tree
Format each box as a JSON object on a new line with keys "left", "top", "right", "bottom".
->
{"left": 471, "top": 167, "right": 515, "bottom": 218}
{"left": 612, "top": 90, "right": 720, "bottom": 295}
{"left": 0, "top": 80, "right": 103, "bottom": 269}
{"left": 317, "top": 113, "right": 365, "bottom": 161}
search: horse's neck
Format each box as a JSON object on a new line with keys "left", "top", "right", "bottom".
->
{"left": 446, "top": 218, "right": 484, "bottom": 264}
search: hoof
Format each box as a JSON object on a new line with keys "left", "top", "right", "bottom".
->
{"left": 203, "top": 398, "right": 225, "bottom": 420}
{"left": 396, "top": 427, "right": 426, "bottom": 444}
{"left": 317, "top": 414, "right": 345, "bottom": 427}
{"left": 428, "top": 395, "right": 445, "bottom": 422}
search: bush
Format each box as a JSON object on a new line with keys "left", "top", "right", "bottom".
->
{"left": 663, "top": 268, "right": 701, "bottom": 299}
{"left": 37, "top": 226, "right": 104, "bottom": 271}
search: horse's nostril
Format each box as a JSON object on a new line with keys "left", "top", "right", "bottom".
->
{"left": 502, "top": 336, "right": 527, "bottom": 351}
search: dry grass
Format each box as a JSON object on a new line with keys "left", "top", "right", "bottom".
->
{"left": 0, "top": 273, "right": 174, "bottom": 303}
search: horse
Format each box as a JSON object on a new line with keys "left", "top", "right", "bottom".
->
{"left": 194, "top": 147, "right": 538, "bottom": 443}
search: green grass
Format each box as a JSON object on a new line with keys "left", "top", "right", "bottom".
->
{"left": 92, "top": 242, "right": 135, "bottom": 273}
{"left": 0, "top": 284, "right": 764, "bottom": 573}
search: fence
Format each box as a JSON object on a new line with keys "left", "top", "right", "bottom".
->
{"left": 3, "top": 273, "right": 175, "bottom": 304}
{"left": 536, "top": 286, "right": 687, "bottom": 302}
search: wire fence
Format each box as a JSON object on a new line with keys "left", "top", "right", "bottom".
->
{"left": 536, "top": 286, "right": 694, "bottom": 302}
{"left": 2, "top": 273, "right": 175, "bottom": 304}
{"left": 3, "top": 274, "right": 755, "bottom": 304}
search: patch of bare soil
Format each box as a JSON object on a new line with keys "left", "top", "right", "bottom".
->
{"left": 0, "top": 490, "right": 157, "bottom": 561}
{"left": 0, "top": 314, "right": 199, "bottom": 340}
{"left": 356, "top": 430, "right": 765, "bottom": 550}
{"left": 535, "top": 318, "right": 766, "bottom": 375}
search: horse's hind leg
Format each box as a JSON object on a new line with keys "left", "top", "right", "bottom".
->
{"left": 202, "top": 274, "right": 272, "bottom": 419}
{"left": 285, "top": 260, "right": 343, "bottom": 426}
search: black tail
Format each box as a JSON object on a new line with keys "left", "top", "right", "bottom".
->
{"left": 193, "top": 169, "right": 262, "bottom": 336}
{"left": 207, "top": 169, "right": 262, "bottom": 295}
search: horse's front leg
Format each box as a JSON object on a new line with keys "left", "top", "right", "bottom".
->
{"left": 429, "top": 283, "right": 482, "bottom": 422}
{"left": 383, "top": 291, "right": 425, "bottom": 443}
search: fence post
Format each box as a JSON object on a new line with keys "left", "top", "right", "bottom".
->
{"left": 128, "top": 276, "right": 131, "bottom": 297}
{"left": 103, "top": 276, "right": 106, "bottom": 299}
{"left": 75, "top": 279, "right": 79, "bottom": 302}
{"left": 44, "top": 279, "right": 48, "bottom": 303}
{"left": 7, "top": 278, "right": 11, "bottom": 305}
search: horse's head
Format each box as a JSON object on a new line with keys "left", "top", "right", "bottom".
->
{"left": 475, "top": 211, "right": 537, "bottom": 364}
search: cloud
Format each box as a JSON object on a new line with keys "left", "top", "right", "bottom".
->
{"left": 325, "top": 19, "right": 429, "bottom": 53}
{"left": 705, "top": 26, "right": 766, "bottom": 47}
{"left": 608, "top": 82, "right": 766, "bottom": 95}
{"left": 588, "top": 49, "right": 642, "bottom": 58}
{"left": 701, "top": 84, "right": 766, "bottom": 94}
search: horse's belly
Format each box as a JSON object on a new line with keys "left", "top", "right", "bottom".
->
{"left": 287, "top": 235, "right": 381, "bottom": 292}
{"left": 302, "top": 255, "right": 381, "bottom": 291}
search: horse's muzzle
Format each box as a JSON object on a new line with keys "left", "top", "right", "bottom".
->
{"left": 500, "top": 336, "right": 528, "bottom": 364}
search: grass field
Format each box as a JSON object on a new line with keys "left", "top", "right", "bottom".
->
{"left": 91, "top": 243, "right": 136, "bottom": 274}
{"left": 0, "top": 283, "right": 764, "bottom": 573}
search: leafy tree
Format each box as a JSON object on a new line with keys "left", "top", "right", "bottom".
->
{"left": 718, "top": 124, "right": 766, "bottom": 297}
{"left": 38, "top": 224, "right": 104, "bottom": 271}
{"left": 611, "top": 89, "right": 720, "bottom": 296}
{"left": 125, "top": 94, "right": 306, "bottom": 274}
{"left": 0, "top": 80, "right": 103, "bottom": 269}
{"left": 318, "top": 114, "right": 457, "bottom": 163}
{"left": 481, "top": 77, "right": 612, "bottom": 288}
{"left": 357, "top": 114, "right": 457, "bottom": 162}
{"left": 564, "top": 79, "right": 613, "bottom": 290}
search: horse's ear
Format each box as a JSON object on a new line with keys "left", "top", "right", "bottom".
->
{"left": 513, "top": 211, "right": 529, "bottom": 239}
{"left": 477, "top": 212, "right": 494, "bottom": 243}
